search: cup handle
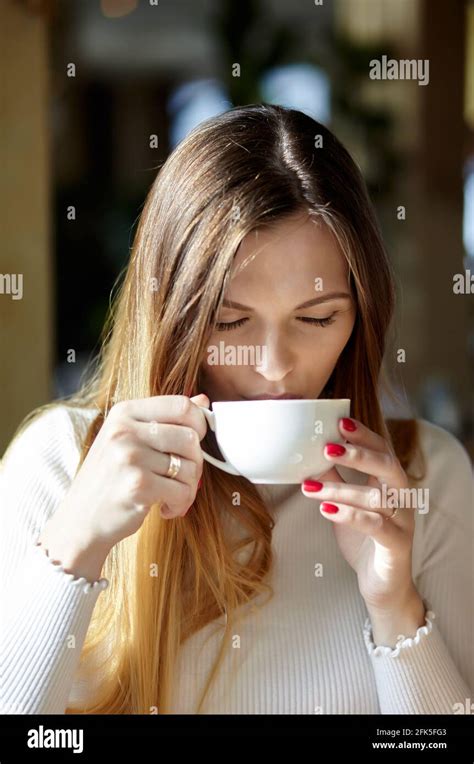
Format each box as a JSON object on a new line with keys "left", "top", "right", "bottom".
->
{"left": 199, "top": 407, "right": 242, "bottom": 476}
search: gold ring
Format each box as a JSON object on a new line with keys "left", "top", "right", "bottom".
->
{"left": 166, "top": 453, "right": 181, "bottom": 480}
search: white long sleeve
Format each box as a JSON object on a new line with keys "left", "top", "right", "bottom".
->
{"left": 361, "top": 419, "right": 473, "bottom": 714}
{"left": 0, "top": 407, "right": 472, "bottom": 714}
{"left": 0, "top": 406, "right": 108, "bottom": 714}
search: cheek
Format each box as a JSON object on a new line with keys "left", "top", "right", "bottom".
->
{"left": 326, "top": 310, "right": 356, "bottom": 354}
{"left": 300, "top": 321, "right": 353, "bottom": 370}
{"left": 199, "top": 355, "right": 243, "bottom": 391}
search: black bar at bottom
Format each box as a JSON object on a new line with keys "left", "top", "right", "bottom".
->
{"left": 0, "top": 714, "right": 473, "bottom": 760}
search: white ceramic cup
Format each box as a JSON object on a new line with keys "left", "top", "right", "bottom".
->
{"left": 199, "top": 398, "right": 351, "bottom": 484}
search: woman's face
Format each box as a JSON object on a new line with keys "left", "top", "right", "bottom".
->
{"left": 199, "top": 211, "right": 356, "bottom": 402}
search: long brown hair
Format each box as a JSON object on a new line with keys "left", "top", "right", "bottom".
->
{"left": 7, "top": 103, "right": 424, "bottom": 713}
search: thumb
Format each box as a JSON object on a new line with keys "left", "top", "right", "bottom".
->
{"left": 190, "top": 393, "right": 210, "bottom": 407}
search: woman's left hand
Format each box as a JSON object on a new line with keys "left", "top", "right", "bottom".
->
{"left": 302, "top": 417, "right": 421, "bottom": 614}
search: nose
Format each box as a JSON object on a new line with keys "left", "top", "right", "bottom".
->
{"left": 254, "top": 331, "right": 294, "bottom": 381}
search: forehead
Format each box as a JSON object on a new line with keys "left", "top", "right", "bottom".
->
{"left": 228, "top": 213, "right": 349, "bottom": 301}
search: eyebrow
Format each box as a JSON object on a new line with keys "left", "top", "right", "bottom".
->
{"left": 222, "top": 292, "right": 352, "bottom": 311}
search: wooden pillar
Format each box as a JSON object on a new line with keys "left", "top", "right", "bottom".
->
{"left": 0, "top": 1, "right": 53, "bottom": 453}
{"left": 413, "top": 0, "right": 470, "bottom": 429}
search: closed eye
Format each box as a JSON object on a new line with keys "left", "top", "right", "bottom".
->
{"left": 215, "top": 316, "right": 336, "bottom": 331}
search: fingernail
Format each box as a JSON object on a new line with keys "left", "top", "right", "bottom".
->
{"left": 302, "top": 480, "right": 323, "bottom": 492}
{"left": 321, "top": 502, "right": 339, "bottom": 514}
{"left": 326, "top": 443, "right": 346, "bottom": 457}
{"left": 341, "top": 417, "right": 356, "bottom": 431}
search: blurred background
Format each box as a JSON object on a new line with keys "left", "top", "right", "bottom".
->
{"left": 1, "top": 0, "right": 473, "bottom": 458}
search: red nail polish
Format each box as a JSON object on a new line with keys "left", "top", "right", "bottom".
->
{"left": 341, "top": 417, "right": 356, "bottom": 431}
{"left": 303, "top": 480, "right": 323, "bottom": 492}
{"left": 326, "top": 443, "right": 346, "bottom": 456}
{"left": 197, "top": 477, "right": 202, "bottom": 490}
{"left": 321, "top": 502, "right": 339, "bottom": 514}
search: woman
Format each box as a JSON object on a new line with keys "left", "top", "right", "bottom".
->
{"left": 1, "top": 104, "right": 472, "bottom": 715}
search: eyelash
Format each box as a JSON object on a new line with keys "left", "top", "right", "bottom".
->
{"left": 215, "top": 316, "right": 336, "bottom": 332}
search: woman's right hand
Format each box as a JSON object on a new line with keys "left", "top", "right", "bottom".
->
{"left": 39, "top": 394, "right": 210, "bottom": 555}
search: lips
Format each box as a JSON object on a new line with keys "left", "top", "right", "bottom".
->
{"left": 242, "top": 394, "right": 304, "bottom": 400}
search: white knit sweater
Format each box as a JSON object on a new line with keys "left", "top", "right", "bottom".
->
{"left": 0, "top": 405, "right": 472, "bottom": 715}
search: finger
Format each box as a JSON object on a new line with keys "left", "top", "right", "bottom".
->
{"left": 337, "top": 417, "right": 392, "bottom": 455}
{"left": 133, "top": 420, "right": 204, "bottom": 465}
{"left": 136, "top": 443, "right": 200, "bottom": 487}
{"left": 190, "top": 393, "right": 210, "bottom": 407}
{"left": 302, "top": 481, "right": 393, "bottom": 514}
{"left": 144, "top": 471, "right": 195, "bottom": 518}
{"left": 323, "top": 442, "right": 406, "bottom": 488}
{"left": 160, "top": 503, "right": 177, "bottom": 519}
{"left": 114, "top": 395, "right": 209, "bottom": 441}
{"left": 301, "top": 480, "right": 411, "bottom": 522}
{"left": 317, "top": 501, "right": 401, "bottom": 543}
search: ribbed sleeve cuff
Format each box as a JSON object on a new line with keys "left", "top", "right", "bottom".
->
{"left": 1, "top": 542, "right": 109, "bottom": 714}
{"left": 33, "top": 540, "right": 110, "bottom": 592}
{"left": 363, "top": 611, "right": 471, "bottom": 714}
